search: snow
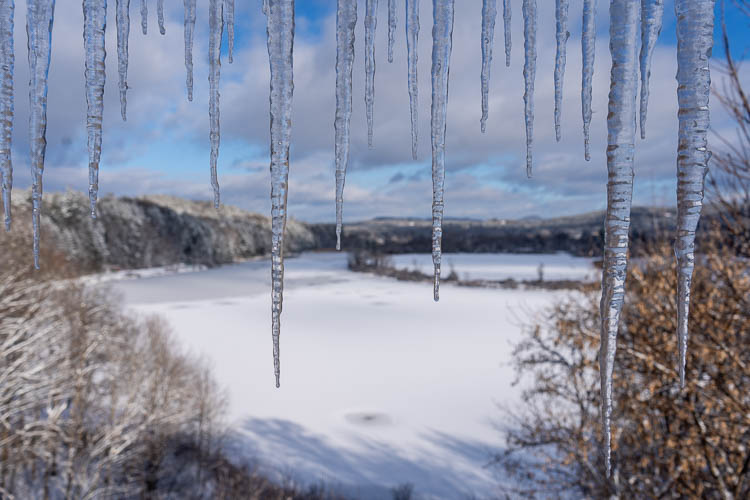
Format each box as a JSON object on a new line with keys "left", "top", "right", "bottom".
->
{"left": 108, "top": 251, "right": 591, "bottom": 498}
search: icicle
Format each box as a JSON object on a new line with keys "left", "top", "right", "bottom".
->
{"left": 554, "top": 0, "right": 568, "bottom": 142}
{"left": 406, "top": 0, "right": 418, "bottom": 160}
{"left": 675, "top": 0, "right": 714, "bottom": 388}
{"left": 266, "top": 0, "right": 294, "bottom": 388}
{"left": 521, "top": 0, "right": 535, "bottom": 177}
{"left": 83, "top": 0, "right": 107, "bottom": 218}
{"left": 184, "top": 0, "right": 196, "bottom": 101}
{"left": 334, "top": 0, "right": 356, "bottom": 251}
{"left": 502, "top": 0, "right": 510, "bottom": 67}
{"left": 387, "top": 0, "right": 395, "bottom": 63}
{"left": 581, "top": 0, "right": 596, "bottom": 161}
{"left": 116, "top": 0, "right": 129, "bottom": 120}
{"left": 639, "top": 0, "right": 664, "bottom": 139}
{"left": 600, "top": 0, "right": 638, "bottom": 477}
{"left": 157, "top": 0, "right": 164, "bottom": 34}
{"left": 225, "top": 0, "right": 234, "bottom": 63}
{"left": 430, "top": 0, "right": 455, "bottom": 302}
{"left": 0, "top": 0, "right": 13, "bottom": 232}
{"left": 209, "top": 0, "right": 223, "bottom": 208}
{"left": 27, "top": 0, "right": 55, "bottom": 269}
{"left": 480, "top": 0, "right": 496, "bottom": 133}
{"left": 262, "top": 0, "right": 269, "bottom": 16}
{"left": 365, "top": 0, "right": 377, "bottom": 148}
{"left": 140, "top": 0, "right": 146, "bottom": 34}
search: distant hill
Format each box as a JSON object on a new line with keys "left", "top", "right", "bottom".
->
{"left": 4, "top": 191, "right": 709, "bottom": 272}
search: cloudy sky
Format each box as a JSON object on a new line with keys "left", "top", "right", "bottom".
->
{"left": 7, "top": 0, "right": 750, "bottom": 222}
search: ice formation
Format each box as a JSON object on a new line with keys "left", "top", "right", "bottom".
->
{"left": 116, "top": 0, "right": 129, "bottom": 120}
{"left": 406, "top": 0, "right": 419, "bottom": 160}
{"left": 0, "top": 0, "right": 13, "bottom": 231}
{"left": 209, "top": 0, "right": 223, "bottom": 208}
{"left": 157, "top": 0, "right": 164, "bottom": 34}
{"left": 554, "top": 0, "right": 568, "bottom": 142}
{"left": 640, "top": 0, "right": 664, "bottom": 139}
{"left": 83, "top": 0, "right": 107, "bottom": 218}
{"left": 388, "top": 0, "right": 396, "bottom": 63}
{"left": 365, "top": 0, "right": 377, "bottom": 147}
{"left": 480, "top": 0, "right": 496, "bottom": 133}
{"left": 430, "top": 0, "right": 455, "bottom": 302}
{"left": 334, "top": 0, "right": 356, "bottom": 251}
{"left": 503, "top": 0, "right": 511, "bottom": 66}
{"left": 183, "top": 0, "right": 196, "bottom": 101}
{"left": 522, "top": 0, "right": 536, "bottom": 177}
{"left": 600, "top": 0, "right": 639, "bottom": 476}
{"left": 266, "top": 0, "right": 295, "bottom": 388}
{"left": 581, "top": 0, "right": 596, "bottom": 160}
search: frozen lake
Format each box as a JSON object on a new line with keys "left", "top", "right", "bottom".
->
{"left": 107, "top": 252, "right": 595, "bottom": 499}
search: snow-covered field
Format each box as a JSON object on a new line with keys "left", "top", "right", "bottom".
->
{"left": 108, "top": 252, "right": 594, "bottom": 499}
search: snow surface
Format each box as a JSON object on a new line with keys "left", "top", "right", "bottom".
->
{"left": 108, "top": 252, "right": 593, "bottom": 499}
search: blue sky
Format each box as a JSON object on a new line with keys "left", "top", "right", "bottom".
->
{"left": 8, "top": 0, "right": 750, "bottom": 222}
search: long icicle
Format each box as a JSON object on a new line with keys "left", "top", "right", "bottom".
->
{"left": 480, "top": 0, "right": 496, "bottom": 133}
{"left": 406, "top": 0, "right": 418, "bottom": 160}
{"left": 639, "top": 0, "right": 664, "bottom": 139}
{"left": 554, "top": 0, "right": 568, "bottom": 142}
{"left": 83, "top": 0, "right": 107, "bottom": 218}
{"left": 266, "top": 0, "right": 294, "bottom": 389}
{"left": 334, "top": 0, "right": 356, "bottom": 251}
{"left": 521, "top": 0, "right": 536, "bottom": 177}
{"left": 27, "top": 0, "right": 55, "bottom": 269}
{"left": 157, "top": 0, "right": 164, "bottom": 34}
{"left": 430, "top": 0, "right": 455, "bottom": 302}
{"left": 0, "top": 0, "right": 13, "bottom": 232}
{"left": 365, "top": 0, "right": 377, "bottom": 148}
{"left": 581, "top": 0, "right": 596, "bottom": 161}
{"left": 115, "top": 0, "right": 129, "bottom": 120}
{"left": 225, "top": 0, "right": 234, "bottom": 63}
{"left": 502, "top": 0, "right": 510, "bottom": 67}
{"left": 140, "top": 0, "right": 146, "bottom": 34}
{"left": 184, "top": 0, "right": 196, "bottom": 101}
{"left": 387, "top": 0, "right": 395, "bottom": 63}
{"left": 675, "top": 0, "right": 714, "bottom": 387}
{"left": 600, "top": 0, "right": 639, "bottom": 477}
{"left": 209, "top": 0, "right": 223, "bottom": 208}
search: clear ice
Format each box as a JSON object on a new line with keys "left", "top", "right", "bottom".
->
{"left": 406, "top": 0, "right": 419, "bottom": 160}
{"left": 675, "top": 0, "right": 714, "bottom": 387}
{"left": 157, "top": 0, "right": 164, "bottom": 34}
{"left": 184, "top": 0, "right": 196, "bottom": 101}
{"left": 266, "top": 0, "right": 295, "bottom": 388}
{"left": 600, "top": 0, "right": 639, "bottom": 477}
{"left": 225, "top": 0, "right": 234, "bottom": 63}
{"left": 639, "top": 0, "right": 664, "bottom": 139}
{"left": 83, "top": 0, "right": 107, "bottom": 218}
{"left": 522, "top": 0, "right": 536, "bottom": 177}
{"left": 334, "top": 0, "right": 356, "bottom": 251}
{"left": 209, "top": 0, "right": 223, "bottom": 208}
{"left": 480, "top": 0, "right": 496, "bottom": 133}
{"left": 365, "top": 0, "right": 377, "bottom": 148}
{"left": 581, "top": 0, "right": 596, "bottom": 161}
{"left": 140, "top": 0, "right": 146, "bottom": 34}
{"left": 116, "top": 0, "right": 129, "bottom": 120}
{"left": 27, "top": 0, "right": 56, "bottom": 269}
{"left": 554, "top": 0, "right": 568, "bottom": 142}
{"left": 0, "top": 0, "right": 13, "bottom": 231}
{"left": 503, "top": 0, "right": 511, "bottom": 67}
{"left": 388, "top": 0, "right": 395, "bottom": 63}
{"left": 430, "top": 0, "right": 455, "bottom": 301}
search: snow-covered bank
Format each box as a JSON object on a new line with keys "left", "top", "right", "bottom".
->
{"left": 108, "top": 252, "right": 592, "bottom": 498}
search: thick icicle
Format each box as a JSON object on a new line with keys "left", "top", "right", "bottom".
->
{"left": 675, "top": 0, "right": 714, "bottom": 387}
{"left": 502, "top": 0, "right": 510, "bottom": 67}
{"left": 639, "top": 0, "right": 664, "bottom": 139}
{"left": 157, "top": 0, "right": 164, "bottom": 34}
{"left": 27, "top": 0, "right": 55, "bottom": 269}
{"left": 266, "top": 0, "right": 294, "bottom": 388}
{"left": 140, "top": 0, "right": 146, "bottom": 34}
{"left": 554, "top": 0, "right": 568, "bottom": 142}
{"left": 334, "top": 0, "right": 356, "bottom": 251}
{"left": 365, "top": 0, "right": 377, "bottom": 148}
{"left": 0, "top": 0, "right": 13, "bottom": 232}
{"left": 116, "top": 0, "right": 129, "bottom": 120}
{"left": 430, "top": 0, "right": 455, "bottom": 302}
{"left": 480, "top": 0, "right": 496, "bottom": 133}
{"left": 183, "top": 0, "right": 196, "bottom": 101}
{"left": 600, "top": 0, "right": 638, "bottom": 477}
{"left": 387, "top": 0, "right": 395, "bottom": 63}
{"left": 209, "top": 0, "right": 223, "bottom": 208}
{"left": 225, "top": 0, "right": 234, "bottom": 63}
{"left": 521, "top": 0, "right": 535, "bottom": 177}
{"left": 406, "top": 0, "right": 418, "bottom": 160}
{"left": 581, "top": 0, "right": 596, "bottom": 161}
{"left": 83, "top": 0, "right": 107, "bottom": 218}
